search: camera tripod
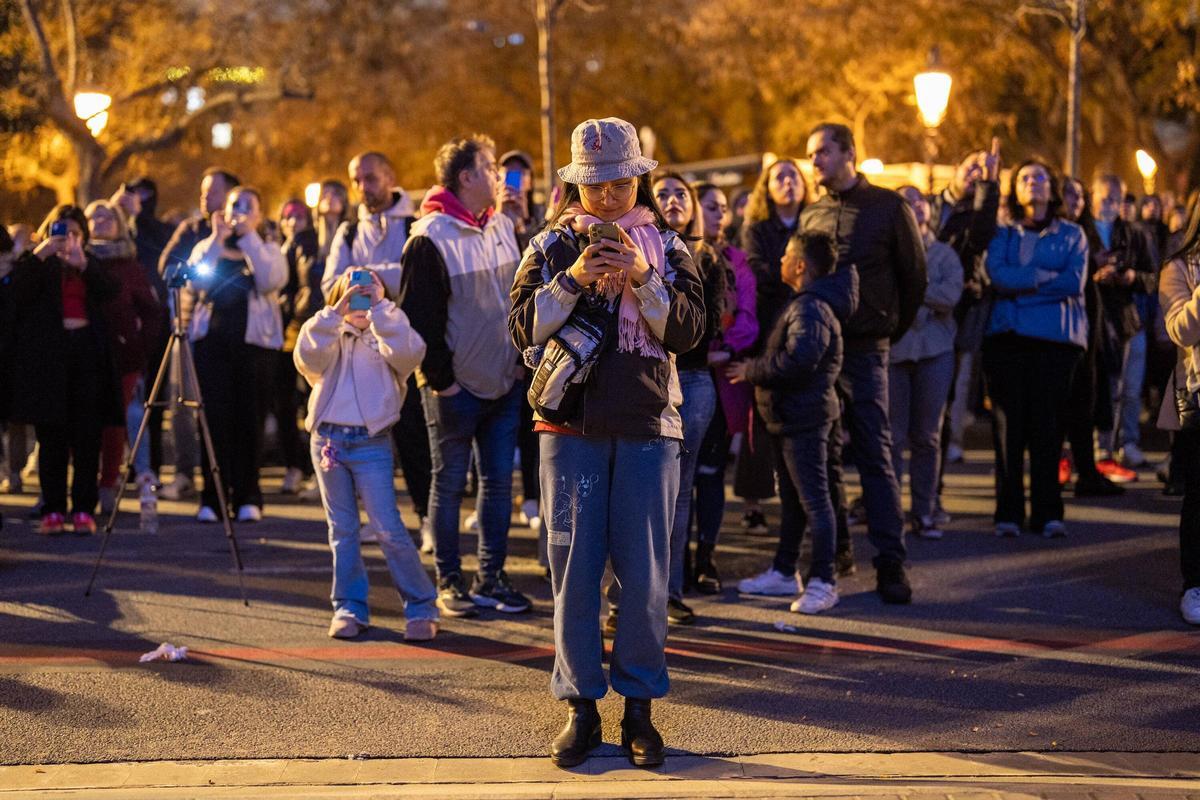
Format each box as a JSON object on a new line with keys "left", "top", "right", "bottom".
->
{"left": 85, "top": 280, "right": 248, "bottom": 604}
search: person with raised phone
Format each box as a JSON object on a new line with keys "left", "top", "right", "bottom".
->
{"left": 294, "top": 269, "right": 438, "bottom": 641}
{"left": 184, "top": 186, "right": 286, "bottom": 524}
{"left": 510, "top": 117, "right": 705, "bottom": 769}
{"left": 728, "top": 231, "right": 858, "bottom": 614}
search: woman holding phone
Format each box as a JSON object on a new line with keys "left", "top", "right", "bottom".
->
{"left": 7, "top": 205, "right": 123, "bottom": 535}
{"left": 509, "top": 118, "right": 705, "bottom": 769}
{"left": 185, "top": 186, "right": 286, "bottom": 523}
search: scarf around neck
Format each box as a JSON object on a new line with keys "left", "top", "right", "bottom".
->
{"left": 565, "top": 204, "right": 667, "bottom": 360}
{"left": 87, "top": 237, "right": 136, "bottom": 261}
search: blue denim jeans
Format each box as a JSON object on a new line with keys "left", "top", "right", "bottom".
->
{"left": 668, "top": 369, "right": 716, "bottom": 599}
{"left": 310, "top": 423, "right": 438, "bottom": 624}
{"left": 1113, "top": 330, "right": 1147, "bottom": 452}
{"left": 421, "top": 384, "right": 521, "bottom": 581}
{"left": 541, "top": 432, "right": 680, "bottom": 700}
{"left": 125, "top": 376, "right": 152, "bottom": 477}
{"left": 889, "top": 351, "right": 955, "bottom": 520}
{"left": 837, "top": 347, "right": 906, "bottom": 566}
{"left": 772, "top": 426, "right": 836, "bottom": 583}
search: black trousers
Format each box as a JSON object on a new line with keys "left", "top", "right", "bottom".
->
{"left": 272, "top": 349, "right": 307, "bottom": 472}
{"left": 392, "top": 375, "right": 431, "bottom": 518}
{"left": 36, "top": 328, "right": 104, "bottom": 516}
{"left": 194, "top": 331, "right": 266, "bottom": 511}
{"left": 1063, "top": 341, "right": 1102, "bottom": 477}
{"left": 518, "top": 374, "right": 540, "bottom": 502}
{"left": 982, "top": 334, "right": 1081, "bottom": 532}
{"left": 1176, "top": 428, "right": 1200, "bottom": 590}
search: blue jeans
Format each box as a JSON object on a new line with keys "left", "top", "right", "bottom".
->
{"left": 668, "top": 370, "right": 716, "bottom": 599}
{"left": 1113, "top": 330, "right": 1147, "bottom": 452}
{"left": 889, "top": 351, "right": 955, "bottom": 520}
{"left": 125, "top": 376, "right": 152, "bottom": 477}
{"left": 837, "top": 347, "right": 906, "bottom": 566}
{"left": 772, "top": 426, "right": 836, "bottom": 583}
{"left": 421, "top": 384, "right": 520, "bottom": 581}
{"left": 541, "top": 433, "right": 680, "bottom": 700}
{"left": 310, "top": 423, "right": 438, "bottom": 624}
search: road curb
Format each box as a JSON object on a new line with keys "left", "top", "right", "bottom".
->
{"left": 2, "top": 751, "right": 1199, "bottom": 798}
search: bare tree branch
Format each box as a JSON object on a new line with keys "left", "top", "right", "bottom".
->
{"left": 17, "top": 0, "right": 98, "bottom": 145}
{"left": 60, "top": 0, "right": 78, "bottom": 95}
{"left": 99, "top": 86, "right": 313, "bottom": 182}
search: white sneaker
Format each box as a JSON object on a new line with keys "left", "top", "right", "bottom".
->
{"left": 1119, "top": 444, "right": 1146, "bottom": 468}
{"left": 298, "top": 478, "right": 321, "bottom": 502}
{"left": 519, "top": 499, "right": 540, "bottom": 527}
{"left": 737, "top": 568, "right": 800, "bottom": 596}
{"left": 791, "top": 578, "right": 839, "bottom": 614}
{"left": 1181, "top": 587, "right": 1200, "bottom": 625}
{"left": 465, "top": 512, "right": 480, "bottom": 532}
{"left": 914, "top": 515, "right": 944, "bottom": 540}
{"left": 160, "top": 474, "right": 194, "bottom": 501}
{"left": 1041, "top": 520, "right": 1067, "bottom": 539}
{"left": 280, "top": 467, "right": 304, "bottom": 494}
{"left": 196, "top": 505, "right": 219, "bottom": 523}
{"left": 995, "top": 522, "right": 1020, "bottom": 538}
{"left": 419, "top": 516, "right": 434, "bottom": 554}
{"left": 945, "top": 443, "right": 964, "bottom": 464}
{"left": 236, "top": 504, "right": 262, "bottom": 523}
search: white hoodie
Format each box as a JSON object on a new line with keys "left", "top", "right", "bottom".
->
{"left": 294, "top": 299, "right": 426, "bottom": 436}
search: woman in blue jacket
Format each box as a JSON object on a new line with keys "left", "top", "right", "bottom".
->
{"left": 983, "top": 160, "right": 1088, "bottom": 539}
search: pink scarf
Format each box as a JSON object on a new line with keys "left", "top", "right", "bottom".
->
{"left": 565, "top": 204, "right": 667, "bottom": 360}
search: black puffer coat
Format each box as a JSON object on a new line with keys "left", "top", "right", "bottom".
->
{"left": 746, "top": 265, "right": 858, "bottom": 435}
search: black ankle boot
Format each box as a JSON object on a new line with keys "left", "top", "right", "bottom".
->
{"left": 693, "top": 542, "right": 722, "bottom": 594}
{"left": 550, "top": 698, "right": 601, "bottom": 767}
{"left": 620, "top": 698, "right": 665, "bottom": 767}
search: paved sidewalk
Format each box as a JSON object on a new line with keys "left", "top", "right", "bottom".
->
{"left": 2, "top": 752, "right": 1199, "bottom": 799}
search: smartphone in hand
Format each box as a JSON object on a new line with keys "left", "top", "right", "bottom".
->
{"left": 349, "top": 270, "right": 373, "bottom": 311}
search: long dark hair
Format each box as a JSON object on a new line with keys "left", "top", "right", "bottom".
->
{"left": 1167, "top": 189, "right": 1200, "bottom": 264}
{"left": 1004, "top": 159, "right": 1062, "bottom": 223}
{"left": 651, "top": 171, "right": 702, "bottom": 241}
{"left": 547, "top": 172, "right": 669, "bottom": 230}
{"left": 744, "top": 158, "right": 808, "bottom": 228}
{"left": 35, "top": 204, "right": 89, "bottom": 245}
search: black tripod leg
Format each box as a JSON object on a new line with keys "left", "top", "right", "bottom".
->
{"left": 86, "top": 331, "right": 177, "bottom": 597}
{"left": 181, "top": 337, "right": 249, "bottom": 606}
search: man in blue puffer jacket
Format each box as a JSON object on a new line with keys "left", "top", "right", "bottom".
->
{"left": 729, "top": 231, "right": 859, "bottom": 614}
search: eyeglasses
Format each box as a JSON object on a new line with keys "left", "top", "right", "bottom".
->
{"left": 581, "top": 182, "right": 636, "bottom": 201}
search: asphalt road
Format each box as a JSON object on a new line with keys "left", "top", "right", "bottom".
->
{"left": 1, "top": 444, "right": 1198, "bottom": 765}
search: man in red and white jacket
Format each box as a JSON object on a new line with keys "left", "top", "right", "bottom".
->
{"left": 398, "top": 134, "right": 529, "bottom": 618}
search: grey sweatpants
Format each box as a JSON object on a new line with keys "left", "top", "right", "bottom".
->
{"left": 540, "top": 432, "right": 680, "bottom": 701}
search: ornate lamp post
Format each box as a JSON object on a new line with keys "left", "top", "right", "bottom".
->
{"left": 1135, "top": 149, "right": 1158, "bottom": 195}
{"left": 914, "top": 51, "right": 952, "bottom": 194}
{"left": 73, "top": 90, "right": 111, "bottom": 137}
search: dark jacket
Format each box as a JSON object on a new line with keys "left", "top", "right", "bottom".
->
{"left": 132, "top": 206, "right": 174, "bottom": 302}
{"left": 746, "top": 265, "right": 859, "bottom": 435}
{"left": 6, "top": 253, "right": 124, "bottom": 427}
{"left": 676, "top": 242, "right": 727, "bottom": 372}
{"left": 509, "top": 223, "right": 706, "bottom": 439}
{"left": 282, "top": 227, "right": 322, "bottom": 352}
{"left": 159, "top": 215, "right": 212, "bottom": 284}
{"left": 930, "top": 180, "right": 1000, "bottom": 296}
{"left": 93, "top": 252, "right": 166, "bottom": 375}
{"left": 799, "top": 175, "right": 926, "bottom": 348}
{"left": 741, "top": 214, "right": 795, "bottom": 347}
{"left": 1084, "top": 217, "right": 1157, "bottom": 340}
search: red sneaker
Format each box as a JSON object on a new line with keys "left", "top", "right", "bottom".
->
{"left": 1096, "top": 458, "right": 1136, "bottom": 484}
{"left": 70, "top": 512, "right": 97, "bottom": 535}
{"left": 1058, "top": 457, "right": 1072, "bottom": 486}
{"left": 38, "top": 512, "right": 66, "bottom": 535}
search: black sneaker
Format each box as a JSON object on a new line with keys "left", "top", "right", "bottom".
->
{"left": 875, "top": 560, "right": 912, "bottom": 605}
{"left": 741, "top": 510, "right": 769, "bottom": 534}
{"left": 1073, "top": 472, "right": 1125, "bottom": 497}
{"left": 835, "top": 549, "right": 857, "bottom": 577}
{"left": 667, "top": 597, "right": 695, "bottom": 625}
{"left": 470, "top": 570, "right": 532, "bottom": 613}
{"left": 437, "top": 573, "right": 479, "bottom": 618}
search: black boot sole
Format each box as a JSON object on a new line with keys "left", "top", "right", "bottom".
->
{"left": 620, "top": 730, "right": 665, "bottom": 767}
{"left": 550, "top": 726, "right": 601, "bottom": 768}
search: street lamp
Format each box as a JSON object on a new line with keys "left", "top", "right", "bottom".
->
{"left": 914, "top": 49, "right": 952, "bottom": 193}
{"left": 73, "top": 91, "right": 111, "bottom": 137}
{"left": 1135, "top": 149, "right": 1158, "bottom": 195}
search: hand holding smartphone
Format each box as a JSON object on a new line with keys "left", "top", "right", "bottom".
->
{"left": 348, "top": 270, "right": 373, "bottom": 311}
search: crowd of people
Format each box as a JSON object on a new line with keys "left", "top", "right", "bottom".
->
{"left": 2, "top": 114, "right": 1199, "bottom": 768}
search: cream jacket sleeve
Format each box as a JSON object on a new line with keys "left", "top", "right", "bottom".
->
{"left": 1161, "top": 258, "right": 1200, "bottom": 349}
